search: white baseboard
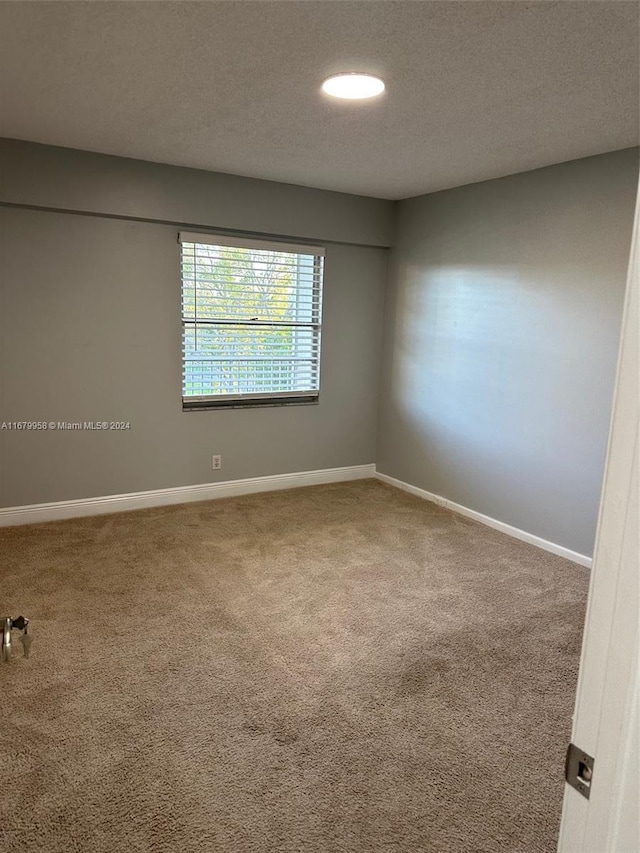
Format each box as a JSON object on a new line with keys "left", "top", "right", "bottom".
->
{"left": 0, "top": 465, "right": 595, "bottom": 569}
{"left": 0, "top": 464, "right": 376, "bottom": 527}
{"left": 375, "top": 471, "right": 592, "bottom": 568}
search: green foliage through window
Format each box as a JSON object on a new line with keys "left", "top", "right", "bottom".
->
{"left": 180, "top": 235, "right": 324, "bottom": 405}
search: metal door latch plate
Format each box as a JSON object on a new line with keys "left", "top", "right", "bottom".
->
{"left": 565, "top": 742, "right": 594, "bottom": 800}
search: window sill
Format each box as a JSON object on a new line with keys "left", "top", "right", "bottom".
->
{"left": 182, "top": 397, "right": 319, "bottom": 412}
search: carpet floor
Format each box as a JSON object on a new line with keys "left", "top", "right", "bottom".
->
{"left": 0, "top": 479, "right": 589, "bottom": 853}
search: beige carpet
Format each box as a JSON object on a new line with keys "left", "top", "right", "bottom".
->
{"left": 0, "top": 480, "right": 588, "bottom": 853}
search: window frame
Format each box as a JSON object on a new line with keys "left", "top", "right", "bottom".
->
{"left": 179, "top": 231, "right": 325, "bottom": 411}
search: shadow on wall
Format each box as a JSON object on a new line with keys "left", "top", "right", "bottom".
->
{"left": 379, "top": 150, "right": 640, "bottom": 557}
{"left": 382, "top": 258, "right": 622, "bottom": 556}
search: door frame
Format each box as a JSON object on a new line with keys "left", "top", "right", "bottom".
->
{"left": 557, "top": 180, "right": 639, "bottom": 851}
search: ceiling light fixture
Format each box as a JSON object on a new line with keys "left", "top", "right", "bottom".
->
{"left": 321, "top": 72, "right": 385, "bottom": 100}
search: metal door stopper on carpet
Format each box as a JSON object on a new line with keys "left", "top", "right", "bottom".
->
{"left": 1, "top": 616, "right": 32, "bottom": 662}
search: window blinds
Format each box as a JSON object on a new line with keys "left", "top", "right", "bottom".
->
{"left": 179, "top": 232, "right": 324, "bottom": 408}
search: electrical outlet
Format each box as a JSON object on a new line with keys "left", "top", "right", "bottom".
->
{"left": 211, "top": 455, "right": 222, "bottom": 471}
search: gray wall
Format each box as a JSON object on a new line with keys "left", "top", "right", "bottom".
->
{"left": 0, "top": 139, "right": 393, "bottom": 248}
{"left": 0, "top": 142, "right": 391, "bottom": 507}
{"left": 377, "top": 148, "right": 638, "bottom": 557}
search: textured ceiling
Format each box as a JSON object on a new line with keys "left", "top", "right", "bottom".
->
{"left": 0, "top": 1, "right": 638, "bottom": 200}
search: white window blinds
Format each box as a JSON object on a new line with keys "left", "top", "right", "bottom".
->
{"left": 179, "top": 232, "right": 324, "bottom": 408}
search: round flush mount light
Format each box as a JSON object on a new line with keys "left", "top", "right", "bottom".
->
{"left": 321, "top": 72, "right": 385, "bottom": 100}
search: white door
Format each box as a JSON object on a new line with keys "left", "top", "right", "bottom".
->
{"left": 558, "top": 182, "right": 639, "bottom": 852}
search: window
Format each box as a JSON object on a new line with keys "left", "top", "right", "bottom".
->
{"left": 179, "top": 232, "right": 324, "bottom": 409}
